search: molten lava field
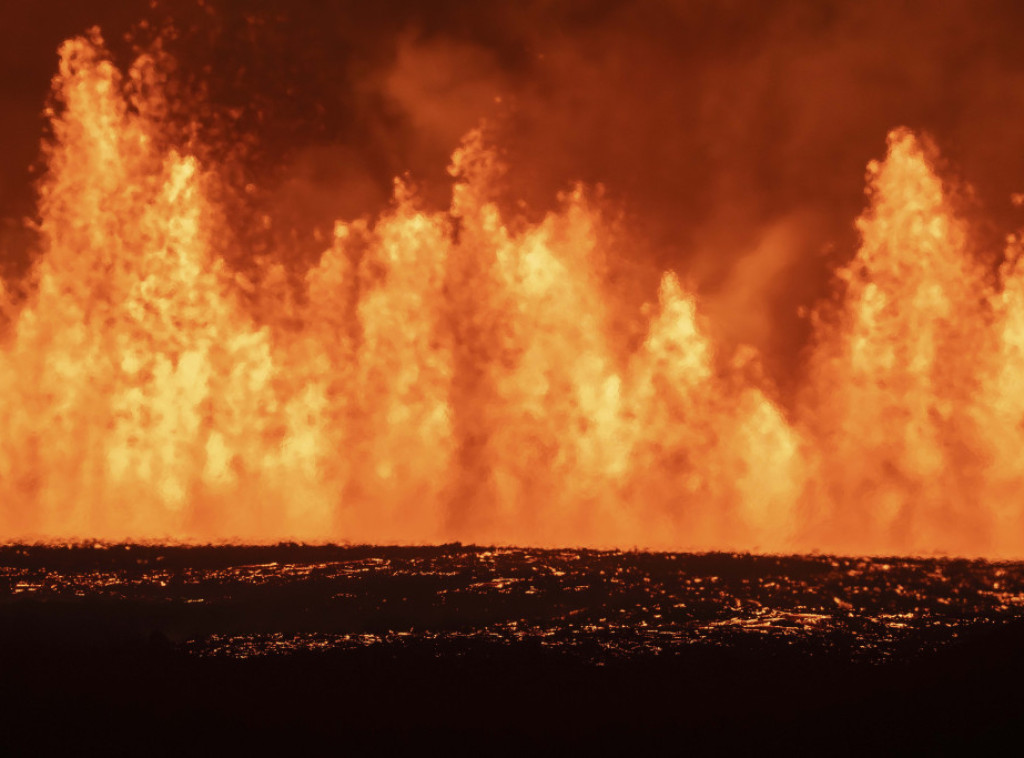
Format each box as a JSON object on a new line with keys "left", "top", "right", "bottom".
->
{"left": 1, "top": 543, "right": 1023, "bottom": 750}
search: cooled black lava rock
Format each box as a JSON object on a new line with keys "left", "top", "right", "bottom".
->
{"left": 1, "top": 543, "right": 1022, "bottom": 751}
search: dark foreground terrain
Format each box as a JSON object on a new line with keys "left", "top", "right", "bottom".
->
{"left": 2, "top": 543, "right": 1023, "bottom": 752}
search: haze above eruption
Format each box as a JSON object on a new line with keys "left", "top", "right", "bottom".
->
{"left": 3, "top": 2, "right": 1024, "bottom": 556}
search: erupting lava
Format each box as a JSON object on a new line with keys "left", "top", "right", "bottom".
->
{"left": 4, "top": 32, "right": 1024, "bottom": 556}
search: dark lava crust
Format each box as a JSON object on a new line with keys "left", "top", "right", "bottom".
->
{"left": 2, "top": 543, "right": 1023, "bottom": 752}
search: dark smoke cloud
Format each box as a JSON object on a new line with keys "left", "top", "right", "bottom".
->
{"left": 4, "top": 0, "right": 1024, "bottom": 391}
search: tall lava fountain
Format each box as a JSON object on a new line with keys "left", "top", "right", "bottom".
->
{"left": 3, "top": 32, "right": 1024, "bottom": 556}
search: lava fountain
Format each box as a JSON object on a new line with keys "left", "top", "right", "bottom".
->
{"left": 3, "top": 31, "right": 1024, "bottom": 556}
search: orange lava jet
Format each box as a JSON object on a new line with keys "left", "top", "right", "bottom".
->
{"left": 2, "top": 33, "right": 1024, "bottom": 556}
